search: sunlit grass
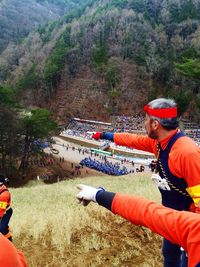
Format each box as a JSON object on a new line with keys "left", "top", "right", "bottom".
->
{"left": 10, "top": 173, "right": 162, "bottom": 266}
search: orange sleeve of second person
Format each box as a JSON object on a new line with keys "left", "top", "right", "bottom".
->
{"left": 114, "top": 133, "right": 157, "bottom": 155}
{"left": 0, "top": 234, "right": 27, "bottom": 267}
{"left": 111, "top": 193, "right": 200, "bottom": 267}
{"left": 168, "top": 136, "right": 200, "bottom": 186}
{"left": 168, "top": 136, "right": 200, "bottom": 210}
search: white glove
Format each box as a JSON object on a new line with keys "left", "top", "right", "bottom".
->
{"left": 76, "top": 184, "right": 104, "bottom": 206}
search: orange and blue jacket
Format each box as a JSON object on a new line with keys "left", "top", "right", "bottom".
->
{"left": 0, "top": 233, "right": 27, "bottom": 266}
{"left": 96, "top": 191, "right": 200, "bottom": 267}
{"left": 113, "top": 130, "right": 200, "bottom": 211}
{"left": 0, "top": 185, "right": 11, "bottom": 218}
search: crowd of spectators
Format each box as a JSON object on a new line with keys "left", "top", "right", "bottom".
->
{"left": 181, "top": 119, "right": 200, "bottom": 145}
{"left": 61, "top": 115, "right": 146, "bottom": 139}
{"left": 111, "top": 114, "right": 145, "bottom": 133}
{"left": 61, "top": 118, "right": 113, "bottom": 140}
{"left": 60, "top": 115, "right": 146, "bottom": 158}
{"left": 185, "top": 129, "right": 200, "bottom": 145}
{"left": 23, "top": 154, "right": 55, "bottom": 168}
{"left": 80, "top": 157, "right": 130, "bottom": 176}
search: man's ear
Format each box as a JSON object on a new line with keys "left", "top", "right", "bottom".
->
{"left": 152, "top": 120, "right": 160, "bottom": 130}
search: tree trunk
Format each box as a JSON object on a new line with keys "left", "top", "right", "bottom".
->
{"left": 18, "top": 134, "right": 31, "bottom": 174}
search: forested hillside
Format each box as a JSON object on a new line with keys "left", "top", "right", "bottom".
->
{"left": 1, "top": 0, "right": 200, "bottom": 123}
{"left": 0, "top": 0, "right": 86, "bottom": 52}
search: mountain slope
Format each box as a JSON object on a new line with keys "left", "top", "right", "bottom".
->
{"left": 0, "top": 0, "right": 86, "bottom": 52}
{"left": 1, "top": 0, "right": 200, "bottom": 122}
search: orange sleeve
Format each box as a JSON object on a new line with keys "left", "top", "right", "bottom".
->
{"left": 111, "top": 193, "right": 200, "bottom": 267}
{"left": 168, "top": 137, "right": 200, "bottom": 209}
{"left": 17, "top": 251, "right": 28, "bottom": 267}
{"left": 114, "top": 133, "right": 157, "bottom": 155}
{"left": 168, "top": 136, "right": 200, "bottom": 186}
{"left": 0, "top": 234, "right": 27, "bottom": 267}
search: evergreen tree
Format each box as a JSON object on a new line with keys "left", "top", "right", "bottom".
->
{"left": 19, "top": 109, "right": 57, "bottom": 172}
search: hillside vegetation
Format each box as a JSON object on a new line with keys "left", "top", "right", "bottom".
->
{"left": 1, "top": 0, "right": 200, "bottom": 122}
{"left": 0, "top": 0, "right": 86, "bottom": 53}
{"left": 11, "top": 173, "right": 162, "bottom": 267}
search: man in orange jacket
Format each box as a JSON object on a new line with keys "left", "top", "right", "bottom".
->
{"left": 0, "top": 232, "right": 27, "bottom": 266}
{"left": 91, "top": 98, "right": 200, "bottom": 266}
{"left": 0, "top": 174, "right": 13, "bottom": 241}
{"left": 0, "top": 176, "right": 27, "bottom": 266}
{"left": 76, "top": 184, "right": 200, "bottom": 267}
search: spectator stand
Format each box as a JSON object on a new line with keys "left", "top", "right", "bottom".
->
{"left": 59, "top": 116, "right": 155, "bottom": 160}
{"left": 62, "top": 117, "right": 113, "bottom": 139}
{"left": 111, "top": 114, "right": 145, "bottom": 133}
{"left": 180, "top": 118, "right": 200, "bottom": 146}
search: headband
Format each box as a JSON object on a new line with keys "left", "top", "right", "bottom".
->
{"left": 143, "top": 105, "right": 177, "bottom": 118}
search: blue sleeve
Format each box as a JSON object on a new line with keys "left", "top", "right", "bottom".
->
{"left": 101, "top": 132, "right": 114, "bottom": 141}
{"left": 96, "top": 191, "right": 115, "bottom": 210}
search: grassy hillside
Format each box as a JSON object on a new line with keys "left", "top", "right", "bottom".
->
{"left": 10, "top": 173, "right": 162, "bottom": 266}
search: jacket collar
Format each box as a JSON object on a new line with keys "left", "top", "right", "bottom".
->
{"left": 159, "top": 129, "right": 179, "bottom": 150}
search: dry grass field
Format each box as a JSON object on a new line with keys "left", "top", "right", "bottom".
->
{"left": 10, "top": 172, "right": 163, "bottom": 267}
